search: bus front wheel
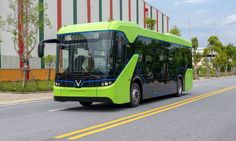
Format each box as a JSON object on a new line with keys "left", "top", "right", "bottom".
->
{"left": 175, "top": 78, "right": 183, "bottom": 97}
{"left": 129, "top": 83, "right": 141, "bottom": 107}
{"left": 79, "top": 102, "right": 93, "bottom": 107}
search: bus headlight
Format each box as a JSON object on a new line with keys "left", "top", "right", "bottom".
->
{"left": 100, "top": 81, "right": 114, "bottom": 86}
{"left": 54, "top": 82, "right": 60, "bottom": 86}
{"left": 81, "top": 79, "right": 116, "bottom": 87}
{"left": 105, "top": 82, "right": 108, "bottom": 86}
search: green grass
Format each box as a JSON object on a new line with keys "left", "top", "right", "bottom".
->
{"left": 0, "top": 80, "right": 54, "bottom": 93}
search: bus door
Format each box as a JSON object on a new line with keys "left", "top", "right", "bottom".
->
{"left": 156, "top": 48, "right": 170, "bottom": 95}
{"left": 155, "top": 49, "right": 168, "bottom": 83}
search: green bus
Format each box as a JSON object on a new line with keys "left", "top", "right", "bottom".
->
{"left": 38, "top": 21, "right": 193, "bottom": 107}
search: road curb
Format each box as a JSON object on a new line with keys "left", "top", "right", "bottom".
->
{"left": 0, "top": 97, "right": 53, "bottom": 107}
{"left": 193, "top": 75, "right": 236, "bottom": 82}
{"left": 0, "top": 92, "right": 53, "bottom": 107}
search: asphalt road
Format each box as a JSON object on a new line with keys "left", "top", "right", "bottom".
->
{"left": 1, "top": 76, "right": 236, "bottom": 141}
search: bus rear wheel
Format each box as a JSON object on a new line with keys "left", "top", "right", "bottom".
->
{"left": 129, "top": 83, "right": 141, "bottom": 107}
{"left": 79, "top": 102, "right": 93, "bottom": 107}
{"left": 175, "top": 78, "right": 183, "bottom": 97}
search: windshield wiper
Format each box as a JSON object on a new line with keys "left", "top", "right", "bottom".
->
{"left": 83, "top": 72, "right": 101, "bottom": 79}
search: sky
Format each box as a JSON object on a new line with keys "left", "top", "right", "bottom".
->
{"left": 146, "top": 0, "right": 236, "bottom": 48}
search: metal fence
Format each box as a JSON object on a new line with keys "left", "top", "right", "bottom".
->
{"left": 0, "top": 55, "right": 42, "bottom": 69}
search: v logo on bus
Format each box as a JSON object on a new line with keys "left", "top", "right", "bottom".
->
{"left": 64, "top": 35, "right": 72, "bottom": 41}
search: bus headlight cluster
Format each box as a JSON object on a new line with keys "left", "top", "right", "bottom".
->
{"left": 101, "top": 81, "right": 113, "bottom": 86}
{"left": 54, "top": 82, "right": 60, "bottom": 86}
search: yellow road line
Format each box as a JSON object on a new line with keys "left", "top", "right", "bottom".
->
{"left": 68, "top": 85, "right": 236, "bottom": 140}
{"left": 56, "top": 86, "right": 235, "bottom": 139}
{"left": 54, "top": 85, "right": 236, "bottom": 140}
{"left": 54, "top": 92, "right": 212, "bottom": 138}
{"left": 55, "top": 87, "right": 225, "bottom": 139}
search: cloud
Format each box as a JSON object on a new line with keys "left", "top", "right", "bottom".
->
{"left": 146, "top": 0, "right": 236, "bottom": 46}
{"left": 222, "top": 14, "right": 236, "bottom": 25}
{"left": 174, "top": 0, "right": 208, "bottom": 5}
{"left": 199, "top": 14, "right": 236, "bottom": 26}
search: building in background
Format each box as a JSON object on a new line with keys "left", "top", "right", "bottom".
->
{"left": 0, "top": 0, "right": 169, "bottom": 69}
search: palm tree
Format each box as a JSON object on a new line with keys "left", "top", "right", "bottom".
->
{"left": 169, "top": 26, "right": 181, "bottom": 36}
{"left": 191, "top": 37, "right": 201, "bottom": 79}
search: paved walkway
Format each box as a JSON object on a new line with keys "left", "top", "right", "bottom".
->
{"left": 0, "top": 92, "right": 53, "bottom": 106}
{"left": 194, "top": 76, "right": 235, "bottom": 81}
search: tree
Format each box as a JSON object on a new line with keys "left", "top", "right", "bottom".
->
{"left": 204, "top": 36, "right": 226, "bottom": 77}
{"left": 191, "top": 37, "right": 201, "bottom": 79}
{"left": 5, "top": 0, "right": 51, "bottom": 87}
{"left": 144, "top": 18, "right": 156, "bottom": 30}
{"left": 169, "top": 26, "right": 181, "bottom": 36}
{"left": 0, "top": 16, "right": 5, "bottom": 42}
{"left": 43, "top": 55, "right": 55, "bottom": 81}
{"left": 231, "top": 45, "right": 236, "bottom": 75}
{"left": 224, "top": 43, "right": 236, "bottom": 74}
{"left": 203, "top": 48, "right": 210, "bottom": 78}
{"left": 0, "top": 16, "right": 4, "bottom": 28}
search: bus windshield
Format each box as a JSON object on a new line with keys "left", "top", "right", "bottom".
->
{"left": 56, "top": 31, "right": 114, "bottom": 77}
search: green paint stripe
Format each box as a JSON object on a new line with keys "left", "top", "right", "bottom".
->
{"left": 184, "top": 69, "right": 193, "bottom": 91}
{"left": 120, "top": 0, "right": 122, "bottom": 20}
{"left": 39, "top": 0, "right": 45, "bottom": 68}
{"left": 0, "top": 42, "right": 1, "bottom": 68}
{"left": 73, "top": 0, "right": 77, "bottom": 24}
{"left": 136, "top": 0, "right": 139, "bottom": 24}
{"left": 99, "top": 0, "right": 102, "bottom": 22}
{"left": 39, "top": 0, "right": 44, "bottom": 41}
{"left": 162, "top": 13, "right": 164, "bottom": 33}
{"left": 150, "top": 6, "right": 152, "bottom": 19}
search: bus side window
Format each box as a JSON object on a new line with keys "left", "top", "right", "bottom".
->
{"left": 134, "top": 38, "right": 145, "bottom": 63}
{"left": 155, "top": 47, "right": 162, "bottom": 79}
{"left": 183, "top": 47, "right": 191, "bottom": 68}
{"left": 116, "top": 38, "right": 123, "bottom": 59}
{"left": 175, "top": 47, "right": 182, "bottom": 67}
{"left": 114, "top": 31, "right": 129, "bottom": 73}
{"left": 169, "top": 44, "right": 176, "bottom": 78}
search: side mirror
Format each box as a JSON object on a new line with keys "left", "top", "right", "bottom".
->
{"left": 38, "top": 43, "right": 45, "bottom": 58}
{"left": 37, "top": 39, "right": 60, "bottom": 58}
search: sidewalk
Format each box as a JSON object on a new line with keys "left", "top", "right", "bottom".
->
{"left": 0, "top": 92, "right": 53, "bottom": 106}
{"left": 194, "top": 75, "right": 236, "bottom": 82}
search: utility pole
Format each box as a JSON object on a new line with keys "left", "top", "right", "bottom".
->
{"left": 188, "top": 16, "right": 192, "bottom": 40}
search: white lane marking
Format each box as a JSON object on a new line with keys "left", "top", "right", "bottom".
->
{"left": 48, "top": 107, "right": 69, "bottom": 112}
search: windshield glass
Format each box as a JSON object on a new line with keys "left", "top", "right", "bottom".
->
{"left": 56, "top": 31, "right": 114, "bottom": 76}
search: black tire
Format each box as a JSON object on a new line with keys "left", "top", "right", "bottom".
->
{"left": 175, "top": 78, "right": 183, "bottom": 97}
{"left": 129, "top": 83, "right": 141, "bottom": 107}
{"left": 79, "top": 102, "right": 93, "bottom": 107}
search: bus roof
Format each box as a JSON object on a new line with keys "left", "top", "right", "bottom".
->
{"left": 57, "top": 21, "right": 192, "bottom": 47}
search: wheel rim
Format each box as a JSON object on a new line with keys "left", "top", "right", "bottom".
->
{"left": 132, "top": 87, "right": 140, "bottom": 104}
{"left": 178, "top": 80, "right": 182, "bottom": 94}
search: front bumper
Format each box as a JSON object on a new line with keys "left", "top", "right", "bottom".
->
{"left": 54, "top": 96, "right": 112, "bottom": 103}
{"left": 53, "top": 85, "right": 122, "bottom": 104}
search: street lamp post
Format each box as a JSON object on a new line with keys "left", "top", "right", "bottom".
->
{"left": 229, "top": 58, "right": 233, "bottom": 75}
